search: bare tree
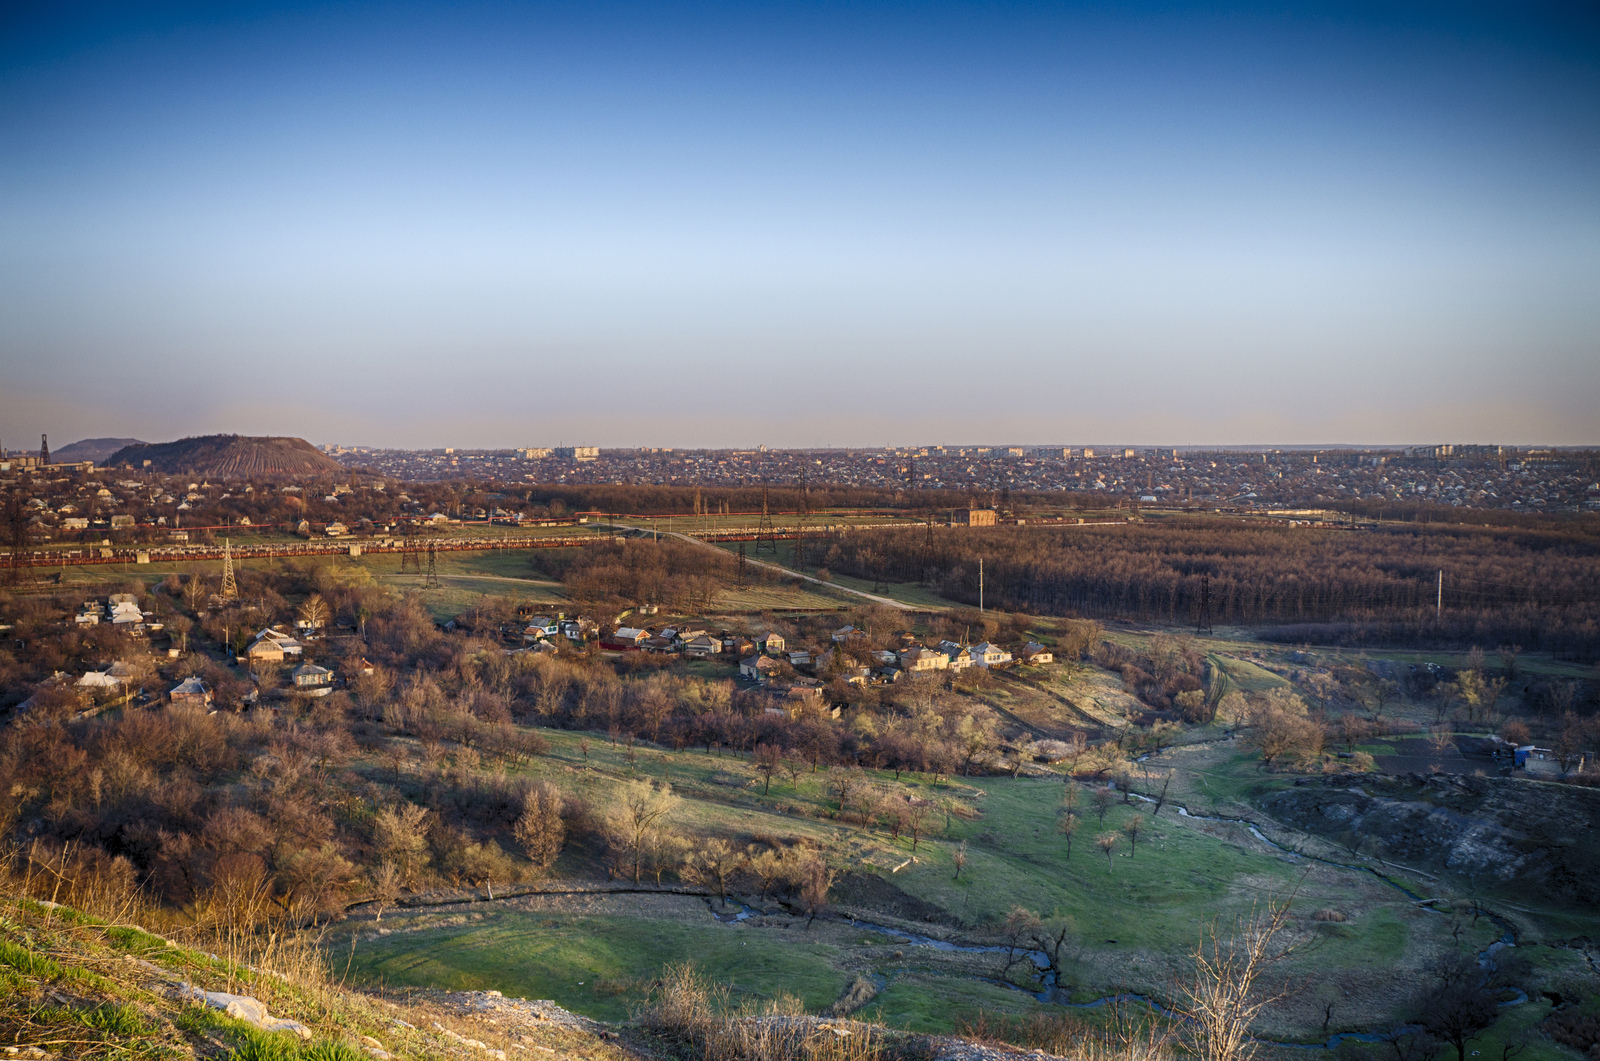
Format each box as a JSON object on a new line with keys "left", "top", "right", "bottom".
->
{"left": 1150, "top": 771, "right": 1173, "bottom": 817}
{"left": 754, "top": 742, "right": 782, "bottom": 795}
{"left": 183, "top": 573, "right": 208, "bottom": 613}
{"left": 1059, "top": 812, "right": 1080, "bottom": 859}
{"left": 1413, "top": 953, "right": 1503, "bottom": 1061}
{"left": 682, "top": 837, "right": 742, "bottom": 909}
{"left": 1177, "top": 884, "right": 1302, "bottom": 1061}
{"left": 1123, "top": 814, "right": 1145, "bottom": 856}
{"left": 953, "top": 839, "right": 967, "bottom": 881}
{"left": 1096, "top": 832, "right": 1119, "bottom": 874}
{"left": 798, "top": 856, "right": 835, "bottom": 928}
{"left": 373, "top": 803, "right": 431, "bottom": 886}
{"left": 297, "top": 594, "right": 329, "bottom": 630}
{"left": 906, "top": 799, "right": 934, "bottom": 852}
{"left": 513, "top": 786, "right": 565, "bottom": 874}
{"left": 368, "top": 861, "right": 401, "bottom": 922}
{"left": 1093, "top": 785, "right": 1114, "bottom": 823}
{"left": 606, "top": 779, "right": 679, "bottom": 883}
{"left": 999, "top": 906, "right": 1042, "bottom": 975}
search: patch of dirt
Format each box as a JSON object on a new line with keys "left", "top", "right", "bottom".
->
{"left": 831, "top": 871, "right": 954, "bottom": 925}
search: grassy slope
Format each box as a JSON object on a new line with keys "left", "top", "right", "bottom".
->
{"left": 0, "top": 895, "right": 642, "bottom": 1061}
{"left": 336, "top": 730, "right": 1578, "bottom": 1043}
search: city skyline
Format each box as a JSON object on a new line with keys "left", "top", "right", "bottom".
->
{"left": 3, "top": 1, "right": 1598, "bottom": 448}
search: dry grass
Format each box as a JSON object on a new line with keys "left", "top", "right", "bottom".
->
{"left": 956, "top": 1004, "right": 1173, "bottom": 1061}
{"left": 639, "top": 963, "right": 913, "bottom": 1061}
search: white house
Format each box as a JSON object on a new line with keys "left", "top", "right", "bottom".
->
{"left": 970, "top": 642, "right": 1013, "bottom": 668}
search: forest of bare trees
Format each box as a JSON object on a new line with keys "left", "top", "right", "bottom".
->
{"left": 821, "top": 522, "right": 1600, "bottom": 658}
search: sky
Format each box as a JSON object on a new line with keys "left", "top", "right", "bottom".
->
{"left": 1, "top": 1, "right": 1598, "bottom": 451}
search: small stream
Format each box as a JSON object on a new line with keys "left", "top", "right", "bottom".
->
{"left": 702, "top": 785, "right": 1529, "bottom": 1049}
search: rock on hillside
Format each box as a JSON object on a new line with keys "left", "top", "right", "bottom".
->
{"left": 105, "top": 434, "right": 344, "bottom": 477}
{"left": 50, "top": 437, "right": 145, "bottom": 465}
{"left": 1260, "top": 773, "right": 1600, "bottom": 908}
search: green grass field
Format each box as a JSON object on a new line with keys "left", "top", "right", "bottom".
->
{"left": 337, "top": 728, "right": 1535, "bottom": 1040}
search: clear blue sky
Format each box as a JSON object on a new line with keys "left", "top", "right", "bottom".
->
{"left": 2, "top": 1, "right": 1597, "bottom": 450}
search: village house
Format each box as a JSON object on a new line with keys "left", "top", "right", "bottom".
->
{"left": 246, "top": 639, "right": 285, "bottom": 663}
{"left": 758, "top": 632, "right": 786, "bottom": 654}
{"left": 292, "top": 663, "right": 334, "bottom": 696}
{"left": 601, "top": 626, "right": 650, "bottom": 651}
{"left": 1021, "top": 642, "right": 1054, "bottom": 664}
{"left": 764, "top": 683, "right": 826, "bottom": 716}
{"left": 723, "top": 635, "right": 755, "bottom": 658}
{"left": 898, "top": 646, "right": 948, "bottom": 672}
{"left": 169, "top": 676, "right": 213, "bottom": 711}
{"left": 673, "top": 627, "right": 708, "bottom": 647}
{"left": 739, "top": 655, "right": 783, "bottom": 682}
{"left": 108, "top": 595, "right": 144, "bottom": 626}
{"left": 560, "top": 616, "right": 597, "bottom": 642}
{"left": 524, "top": 615, "right": 559, "bottom": 640}
{"left": 683, "top": 634, "right": 722, "bottom": 659}
{"left": 75, "top": 669, "right": 124, "bottom": 695}
{"left": 970, "top": 642, "right": 1013, "bottom": 667}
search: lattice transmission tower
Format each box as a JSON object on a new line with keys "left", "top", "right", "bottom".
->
{"left": 754, "top": 485, "right": 778, "bottom": 555}
{"left": 424, "top": 542, "right": 440, "bottom": 588}
{"left": 219, "top": 538, "right": 238, "bottom": 600}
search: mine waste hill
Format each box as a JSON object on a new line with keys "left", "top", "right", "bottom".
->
{"left": 50, "top": 437, "right": 145, "bottom": 465}
{"left": 105, "top": 435, "right": 344, "bottom": 477}
{"left": 0, "top": 894, "right": 1030, "bottom": 1061}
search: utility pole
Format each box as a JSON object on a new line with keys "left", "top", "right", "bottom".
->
{"left": 1437, "top": 569, "right": 1443, "bottom": 622}
{"left": 979, "top": 557, "right": 984, "bottom": 613}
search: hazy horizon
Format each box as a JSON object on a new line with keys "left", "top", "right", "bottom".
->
{"left": 3, "top": 1, "right": 1598, "bottom": 449}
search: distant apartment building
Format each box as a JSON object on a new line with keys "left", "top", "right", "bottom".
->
{"left": 518, "top": 448, "right": 553, "bottom": 459}
{"left": 952, "top": 509, "right": 998, "bottom": 527}
{"left": 555, "top": 446, "right": 600, "bottom": 462}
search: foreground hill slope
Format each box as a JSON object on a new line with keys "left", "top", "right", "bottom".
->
{"left": 0, "top": 895, "right": 1043, "bottom": 1061}
{"left": 105, "top": 434, "right": 343, "bottom": 477}
{"left": 0, "top": 894, "right": 651, "bottom": 1061}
